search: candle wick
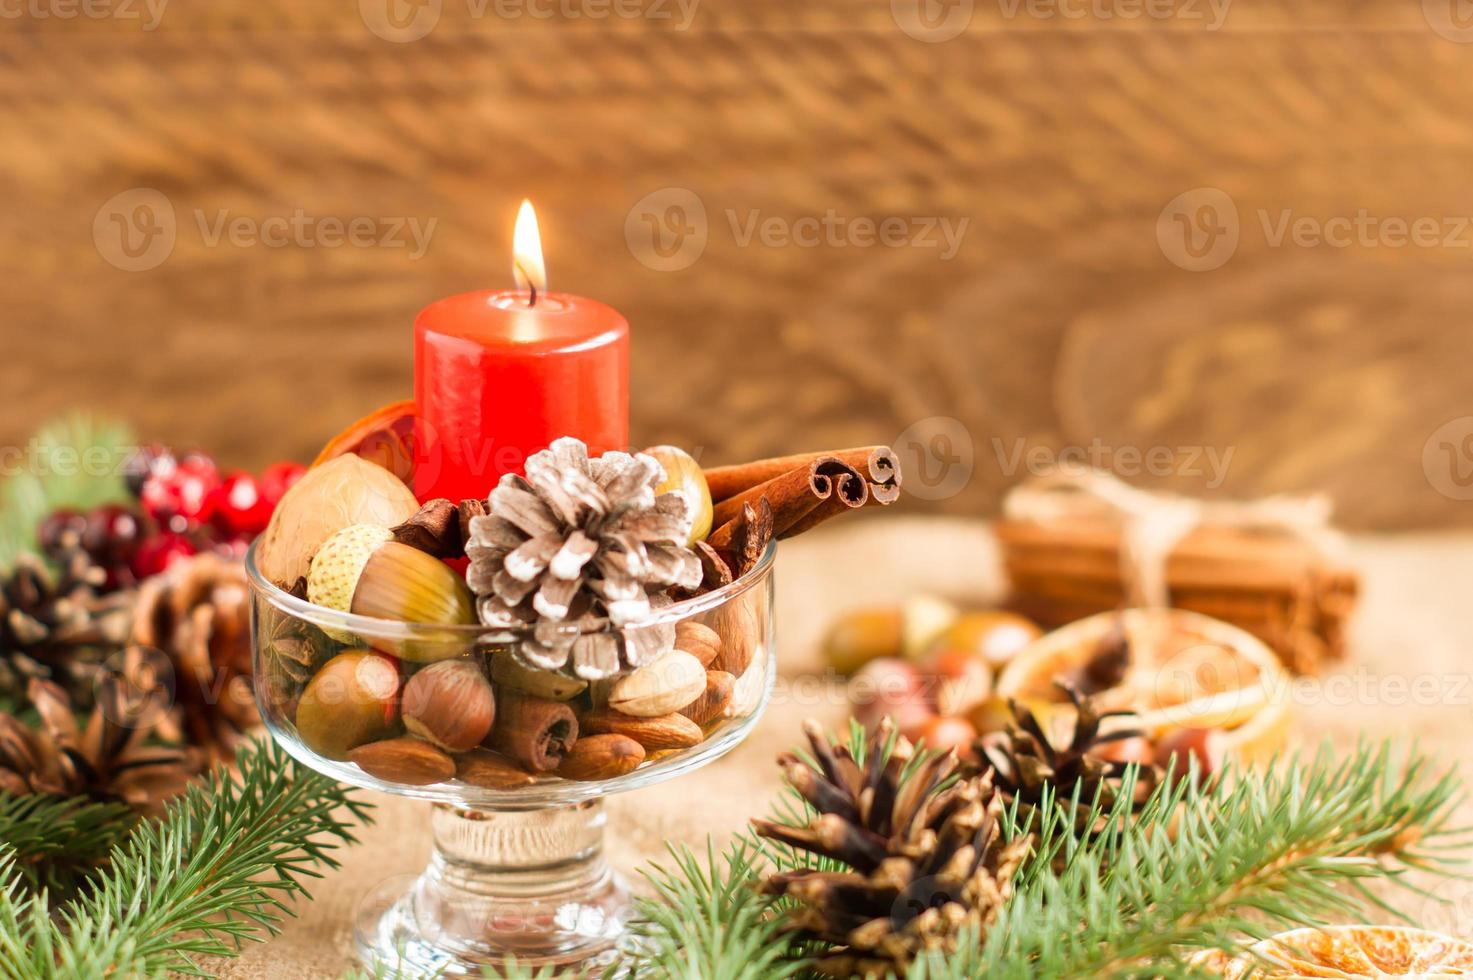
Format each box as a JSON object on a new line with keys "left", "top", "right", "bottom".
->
{"left": 515, "top": 259, "right": 539, "bottom": 307}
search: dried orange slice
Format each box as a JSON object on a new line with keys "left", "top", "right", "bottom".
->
{"left": 995, "top": 608, "right": 1291, "bottom": 766}
{"left": 312, "top": 399, "right": 418, "bottom": 485}
{"left": 1192, "top": 925, "right": 1473, "bottom": 976}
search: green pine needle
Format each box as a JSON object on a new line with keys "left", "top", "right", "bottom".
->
{"left": 0, "top": 737, "right": 372, "bottom": 980}
{"left": 623, "top": 734, "right": 1467, "bottom": 980}
{"left": 0, "top": 414, "right": 137, "bottom": 572}
{"left": 0, "top": 794, "right": 137, "bottom": 897}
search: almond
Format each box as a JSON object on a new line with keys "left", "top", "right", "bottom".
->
{"left": 579, "top": 708, "right": 704, "bottom": 750}
{"left": 349, "top": 736, "right": 455, "bottom": 785}
{"left": 455, "top": 749, "right": 538, "bottom": 789}
{"left": 680, "top": 670, "right": 736, "bottom": 726}
{"left": 556, "top": 734, "right": 645, "bottom": 781}
{"left": 608, "top": 650, "right": 706, "bottom": 717}
{"left": 674, "top": 620, "right": 722, "bottom": 668}
{"left": 714, "top": 597, "right": 760, "bottom": 676}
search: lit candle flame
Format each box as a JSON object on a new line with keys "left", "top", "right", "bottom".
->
{"left": 512, "top": 199, "right": 547, "bottom": 305}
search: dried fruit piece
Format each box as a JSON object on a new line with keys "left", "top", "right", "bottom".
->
{"left": 402, "top": 660, "right": 495, "bottom": 752}
{"left": 680, "top": 670, "right": 735, "bottom": 726}
{"left": 294, "top": 650, "right": 400, "bottom": 760}
{"left": 556, "top": 734, "right": 645, "bottom": 781}
{"left": 579, "top": 708, "right": 704, "bottom": 750}
{"left": 349, "top": 736, "right": 455, "bottom": 785}
{"left": 456, "top": 749, "right": 537, "bottom": 789}
{"left": 1192, "top": 925, "right": 1473, "bottom": 977}
{"left": 312, "top": 398, "right": 419, "bottom": 485}
{"left": 608, "top": 650, "right": 706, "bottom": 717}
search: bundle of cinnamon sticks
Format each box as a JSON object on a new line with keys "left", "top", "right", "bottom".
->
{"left": 691, "top": 446, "right": 902, "bottom": 589}
{"left": 995, "top": 482, "right": 1359, "bottom": 675}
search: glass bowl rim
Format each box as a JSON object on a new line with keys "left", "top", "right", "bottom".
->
{"left": 245, "top": 537, "right": 777, "bottom": 641}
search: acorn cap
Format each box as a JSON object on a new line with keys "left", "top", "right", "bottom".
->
{"left": 307, "top": 523, "right": 395, "bottom": 614}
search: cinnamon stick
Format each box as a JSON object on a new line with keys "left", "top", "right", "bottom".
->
{"left": 709, "top": 458, "right": 866, "bottom": 536}
{"left": 486, "top": 692, "right": 578, "bottom": 772}
{"left": 704, "top": 446, "right": 900, "bottom": 503}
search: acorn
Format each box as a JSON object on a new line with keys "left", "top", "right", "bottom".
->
{"left": 644, "top": 445, "right": 713, "bottom": 544}
{"left": 307, "top": 524, "right": 476, "bottom": 658}
{"left": 294, "top": 649, "right": 401, "bottom": 760}
{"left": 402, "top": 659, "right": 496, "bottom": 752}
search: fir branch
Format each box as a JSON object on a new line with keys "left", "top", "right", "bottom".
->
{"left": 975, "top": 742, "right": 1465, "bottom": 979}
{"left": 623, "top": 839, "right": 810, "bottom": 980}
{"left": 0, "top": 737, "right": 371, "bottom": 979}
{"left": 0, "top": 794, "right": 136, "bottom": 897}
{"left": 0, "top": 415, "right": 136, "bottom": 572}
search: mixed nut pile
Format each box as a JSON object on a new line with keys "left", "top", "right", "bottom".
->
{"left": 254, "top": 439, "right": 770, "bottom": 789}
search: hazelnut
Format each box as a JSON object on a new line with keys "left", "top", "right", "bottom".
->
{"left": 402, "top": 659, "right": 496, "bottom": 752}
{"left": 644, "top": 445, "right": 713, "bottom": 544}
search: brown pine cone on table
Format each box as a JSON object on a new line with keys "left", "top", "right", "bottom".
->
{"left": 129, "top": 552, "right": 258, "bottom": 762}
{"left": 754, "top": 718, "right": 1032, "bottom": 978}
{"left": 0, "top": 670, "right": 198, "bottom": 815}
{"left": 0, "top": 550, "right": 133, "bottom": 708}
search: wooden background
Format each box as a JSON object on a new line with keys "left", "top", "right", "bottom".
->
{"left": 4, "top": 0, "right": 1473, "bottom": 528}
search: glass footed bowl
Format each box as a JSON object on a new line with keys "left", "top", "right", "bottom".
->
{"left": 246, "top": 540, "right": 776, "bottom": 976}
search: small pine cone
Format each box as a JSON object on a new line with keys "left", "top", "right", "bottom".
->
{"left": 465, "top": 438, "right": 702, "bottom": 680}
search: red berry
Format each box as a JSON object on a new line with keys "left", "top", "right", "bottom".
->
{"left": 258, "top": 461, "right": 306, "bottom": 509}
{"left": 140, "top": 453, "right": 220, "bottom": 524}
{"left": 209, "top": 470, "right": 273, "bottom": 537}
{"left": 130, "top": 533, "right": 197, "bottom": 579}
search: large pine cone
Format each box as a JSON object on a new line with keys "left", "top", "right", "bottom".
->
{"left": 754, "top": 719, "right": 1032, "bottom": 977}
{"left": 465, "top": 438, "right": 702, "bottom": 679}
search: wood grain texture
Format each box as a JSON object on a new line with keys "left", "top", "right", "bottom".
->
{"left": 3, "top": 1, "right": 1471, "bottom": 527}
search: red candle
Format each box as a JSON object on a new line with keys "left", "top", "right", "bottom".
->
{"left": 413, "top": 202, "right": 629, "bottom": 503}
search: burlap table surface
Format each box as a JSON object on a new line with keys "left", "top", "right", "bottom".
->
{"left": 213, "top": 517, "right": 1473, "bottom": 978}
